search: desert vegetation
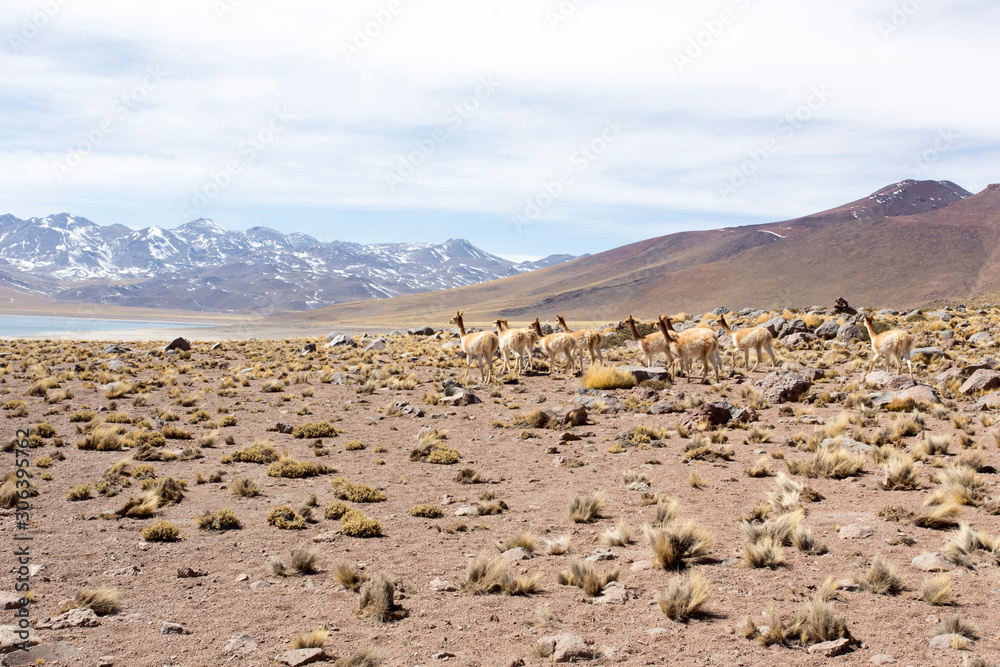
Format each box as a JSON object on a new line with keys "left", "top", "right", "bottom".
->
{"left": 6, "top": 304, "right": 1000, "bottom": 664}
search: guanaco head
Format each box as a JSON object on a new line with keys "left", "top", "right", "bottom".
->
{"left": 449, "top": 311, "right": 463, "bottom": 326}
{"left": 530, "top": 317, "right": 543, "bottom": 336}
{"left": 555, "top": 314, "right": 570, "bottom": 332}
{"left": 493, "top": 318, "right": 507, "bottom": 332}
{"left": 656, "top": 315, "right": 678, "bottom": 341}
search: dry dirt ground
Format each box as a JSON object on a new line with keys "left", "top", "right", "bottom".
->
{"left": 2, "top": 308, "right": 1000, "bottom": 667}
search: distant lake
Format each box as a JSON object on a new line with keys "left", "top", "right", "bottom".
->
{"left": 0, "top": 314, "right": 212, "bottom": 337}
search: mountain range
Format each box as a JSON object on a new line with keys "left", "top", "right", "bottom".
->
{"left": 0, "top": 214, "right": 574, "bottom": 313}
{"left": 297, "top": 179, "right": 1000, "bottom": 324}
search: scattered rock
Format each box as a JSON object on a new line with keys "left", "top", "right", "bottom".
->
{"left": 837, "top": 323, "right": 863, "bottom": 342}
{"left": 585, "top": 549, "right": 616, "bottom": 562}
{"left": 500, "top": 548, "right": 531, "bottom": 563}
{"left": 617, "top": 366, "right": 671, "bottom": 383}
{"left": 224, "top": 634, "right": 258, "bottom": 656}
{"left": 39, "top": 608, "right": 100, "bottom": 630}
{"left": 408, "top": 326, "right": 435, "bottom": 336}
{"left": 250, "top": 580, "right": 271, "bottom": 591}
{"left": 312, "top": 532, "right": 339, "bottom": 543}
{"left": 838, "top": 524, "right": 874, "bottom": 539}
{"left": 277, "top": 648, "right": 327, "bottom": 666}
{"left": 106, "top": 358, "right": 131, "bottom": 373}
{"left": 300, "top": 343, "right": 317, "bottom": 354}
{"left": 391, "top": 401, "right": 424, "bottom": 417}
{"left": 0, "top": 594, "right": 22, "bottom": 611}
{"left": 428, "top": 578, "right": 458, "bottom": 592}
{"left": 807, "top": 638, "right": 851, "bottom": 657}
{"left": 814, "top": 320, "right": 840, "bottom": 339}
{"left": 432, "top": 651, "right": 457, "bottom": 660}
{"left": 782, "top": 332, "right": 816, "bottom": 348}
{"left": 364, "top": 338, "right": 387, "bottom": 352}
{"left": 870, "top": 655, "right": 896, "bottom": 665}
{"left": 0, "top": 626, "right": 38, "bottom": 654}
{"left": 959, "top": 369, "right": 1000, "bottom": 395}
{"left": 165, "top": 337, "right": 191, "bottom": 352}
{"left": 276, "top": 423, "right": 295, "bottom": 434}
{"left": 679, "top": 402, "right": 734, "bottom": 429}
{"left": 440, "top": 386, "right": 480, "bottom": 406}
{"left": 161, "top": 621, "right": 192, "bottom": 635}
{"left": 911, "top": 552, "right": 956, "bottom": 572}
{"left": 911, "top": 347, "right": 949, "bottom": 360}
{"left": 0, "top": 643, "right": 81, "bottom": 665}
{"left": 325, "top": 334, "right": 357, "bottom": 348}
{"left": 550, "top": 634, "right": 593, "bottom": 663}
{"left": 594, "top": 581, "right": 628, "bottom": 605}
{"left": 968, "top": 332, "right": 993, "bottom": 345}
{"left": 929, "top": 633, "right": 967, "bottom": 649}
{"left": 176, "top": 567, "right": 208, "bottom": 578}
{"left": 753, "top": 372, "right": 811, "bottom": 404}
{"left": 573, "top": 395, "right": 625, "bottom": 412}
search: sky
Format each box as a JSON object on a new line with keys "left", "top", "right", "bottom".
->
{"left": 1, "top": 1, "right": 998, "bottom": 261}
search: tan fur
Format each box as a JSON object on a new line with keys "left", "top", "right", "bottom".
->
{"left": 494, "top": 319, "right": 537, "bottom": 376}
{"left": 531, "top": 318, "right": 578, "bottom": 374}
{"left": 863, "top": 314, "right": 914, "bottom": 378}
{"left": 623, "top": 315, "right": 674, "bottom": 367}
{"left": 449, "top": 311, "right": 500, "bottom": 383}
{"left": 556, "top": 315, "right": 603, "bottom": 369}
{"left": 718, "top": 314, "right": 776, "bottom": 372}
{"left": 659, "top": 316, "right": 719, "bottom": 383}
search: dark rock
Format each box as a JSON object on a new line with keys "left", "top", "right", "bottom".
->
{"left": 911, "top": 347, "right": 949, "bottom": 360}
{"left": 103, "top": 344, "right": 129, "bottom": 354}
{"left": 177, "top": 567, "right": 208, "bottom": 578}
{"left": 324, "top": 334, "right": 356, "bottom": 348}
{"left": 814, "top": 320, "right": 840, "bottom": 339}
{"left": 761, "top": 317, "right": 788, "bottom": 338}
{"left": 391, "top": 401, "right": 424, "bottom": 417}
{"left": 276, "top": 423, "right": 295, "bottom": 435}
{"left": 300, "top": 343, "right": 317, "bottom": 354}
{"left": 408, "top": 326, "right": 435, "bottom": 336}
{"left": 165, "top": 337, "right": 191, "bottom": 352}
{"left": 782, "top": 332, "right": 816, "bottom": 348}
{"left": 680, "top": 402, "right": 733, "bottom": 429}
{"left": 647, "top": 401, "right": 679, "bottom": 415}
{"left": 753, "top": 372, "right": 811, "bottom": 403}
{"left": 837, "top": 323, "right": 863, "bottom": 342}
{"left": 617, "top": 365, "right": 671, "bottom": 383}
{"left": 440, "top": 386, "right": 481, "bottom": 406}
{"left": 161, "top": 622, "right": 191, "bottom": 635}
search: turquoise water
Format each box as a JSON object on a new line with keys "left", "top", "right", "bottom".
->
{"left": 0, "top": 314, "right": 211, "bottom": 337}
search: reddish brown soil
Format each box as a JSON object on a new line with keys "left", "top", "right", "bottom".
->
{"left": 1, "top": 321, "right": 999, "bottom": 667}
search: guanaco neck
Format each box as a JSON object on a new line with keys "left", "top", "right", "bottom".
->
{"left": 557, "top": 316, "right": 573, "bottom": 333}
{"left": 493, "top": 319, "right": 506, "bottom": 333}
{"left": 625, "top": 317, "right": 641, "bottom": 342}
{"left": 454, "top": 316, "right": 467, "bottom": 337}
{"left": 531, "top": 320, "right": 543, "bottom": 338}
{"left": 718, "top": 315, "right": 734, "bottom": 336}
{"left": 862, "top": 316, "right": 877, "bottom": 342}
{"left": 658, "top": 317, "right": 677, "bottom": 341}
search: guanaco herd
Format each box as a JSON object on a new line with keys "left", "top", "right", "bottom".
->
{"left": 447, "top": 310, "right": 916, "bottom": 385}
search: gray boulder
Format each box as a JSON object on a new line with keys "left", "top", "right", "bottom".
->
{"left": 814, "top": 320, "right": 840, "bottom": 339}
{"left": 753, "top": 371, "right": 811, "bottom": 403}
{"left": 408, "top": 326, "right": 435, "bottom": 336}
{"left": 616, "top": 366, "right": 670, "bottom": 383}
{"left": 968, "top": 332, "right": 993, "bottom": 345}
{"left": 837, "top": 323, "right": 864, "bottom": 342}
{"left": 959, "top": 369, "right": 1000, "bottom": 396}
{"left": 324, "top": 334, "right": 356, "bottom": 348}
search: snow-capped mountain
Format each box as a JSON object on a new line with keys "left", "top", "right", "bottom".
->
{"left": 0, "top": 214, "right": 576, "bottom": 312}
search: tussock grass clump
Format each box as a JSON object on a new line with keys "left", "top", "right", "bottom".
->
{"left": 161, "top": 425, "right": 193, "bottom": 440}
{"left": 341, "top": 509, "right": 382, "bottom": 538}
{"left": 657, "top": 570, "right": 712, "bottom": 621}
{"left": 57, "top": 588, "right": 120, "bottom": 616}
{"left": 333, "top": 561, "right": 369, "bottom": 591}
{"left": 545, "top": 535, "right": 571, "bottom": 555}
{"left": 69, "top": 410, "right": 98, "bottom": 423}
{"left": 601, "top": 520, "right": 632, "bottom": 547}
{"left": 745, "top": 455, "right": 771, "bottom": 478}
{"left": 940, "top": 466, "right": 988, "bottom": 506}
{"left": 292, "top": 421, "right": 338, "bottom": 438}
{"left": 913, "top": 492, "right": 962, "bottom": 529}
{"left": 290, "top": 628, "right": 328, "bottom": 650}
{"left": 461, "top": 553, "right": 542, "bottom": 596}
{"left": 220, "top": 441, "right": 278, "bottom": 464}
{"left": 880, "top": 454, "right": 923, "bottom": 490}
{"left": 409, "top": 503, "right": 443, "bottom": 518}
{"left": 77, "top": 426, "right": 127, "bottom": 451}
{"left": 267, "top": 505, "right": 307, "bottom": 530}
{"left": 26, "top": 377, "right": 59, "bottom": 397}
{"left": 271, "top": 547, "right": 322, "bottom": 577}
{"left": 142, "top": 520, "right": 182, "bottom": 542}
{"left": 331, "top": 477, "right": 387, "bottom": 503}
{"left": 266, "top": 454, "right": 331, "bottom": 479}
{"left": 325, "top": 501, "right": 350, "bottom": 520}
{"left": 741, "top": 578, "right": 849, "bottom": 648}
{"left": 230, "top": 477, "right": 260, "bottom": 497}
{"left": 495, "top": 532, "right": 537, "bottom": 553}
{"left": 932, "top": 615, "right": 978, "bottom": 640}
{"left": 569, "top": 489, "right": 605, "bottom": 523}
{"left": 410, "top": 429, "right": 460, "bottom": 464}
{"left": 454, "top": 467, "right": 481, "bottom": 484}
{"left": 791, "top": 524, "right": 828, "bottom": 555}
{"left": 785, "top": 445, "right": 864, "bottom": 479}
{"left": 644, "top": 520, "right": 713, "bottom": 571}
{"left": 742, "top": 536, "right": 784, "bottom": 569}
{"left": 195, "top": 508, "right": 241, "bottom": 531}
{"left": 923, "top": 574, "right": 954, "bottom": 605}
{"left": 358, "top": 573, "right": 405, "bottom": 622}
{"left": 66, "top": 484, "right": 92, "bottom": 501}
{"left": 557, "top": 557, "right": 620, "bottom": 596}
{"left": 344, "top": 439, "right": 366, "bottom": 451}
{"left": 582, "top": 365, "right": 636, "bottom": 390}
{"left": 856, "top": 554, "right": 905, "bottom": 595}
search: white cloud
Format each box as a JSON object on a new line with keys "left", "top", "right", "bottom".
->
{"left": 0, "top": 0, "right": 997, "bottom": 256}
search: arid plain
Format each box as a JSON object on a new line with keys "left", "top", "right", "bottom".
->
{"left": 3, "top": 306, "right": 1000, "bottom": 667}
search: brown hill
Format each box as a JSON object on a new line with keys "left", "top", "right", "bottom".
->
{"left": 296, "top": 179, "right": 1000, "bottom": 326}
